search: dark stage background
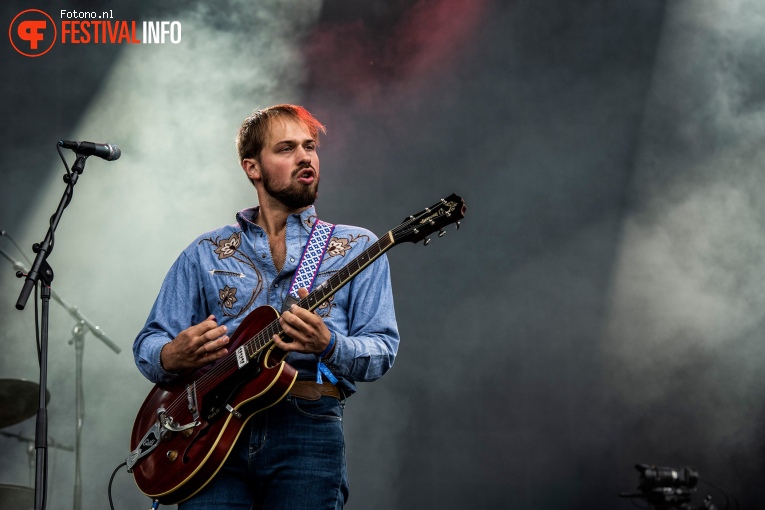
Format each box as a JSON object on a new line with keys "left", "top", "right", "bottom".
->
{"left": 2, "top": 0, "right": 765, "bottom": 509}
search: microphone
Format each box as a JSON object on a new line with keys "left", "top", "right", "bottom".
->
{"left": 58, "top": 140, "right": 121, "bottom": 161}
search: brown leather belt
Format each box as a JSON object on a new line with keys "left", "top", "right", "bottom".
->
{"left": 290, "top": 380, "right": 342, "bottom": 401}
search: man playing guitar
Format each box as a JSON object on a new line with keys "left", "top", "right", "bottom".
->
{"left": 132, "top": 104, "right": 400, "bottom": 509}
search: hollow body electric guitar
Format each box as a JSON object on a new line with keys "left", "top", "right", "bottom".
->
{"left": 127, "top": 194, "right": 466, "bottom": 504}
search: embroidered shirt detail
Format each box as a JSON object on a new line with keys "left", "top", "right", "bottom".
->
{"left": 133, "top": 204, "right": 399, "bottom": 398}
{"left": 200, "top": 232, "right": 259, "bottom": 270}
{"left": 209, "top": 269, "right": 245, "bottom": 278}
{"left": 325, "top": 234, "right": 370, "bottom": 258}
{"left": 316, "top": 295, "right": 337, "bottom": 318}
{"left": 219, "top": 285, "right": 238, "bottom": 309}
{"left": 220, "top": 286, "right": 263, "bottom": 318}
{"left": 213, "top": 232, "right": 241, "bottom": 259}
{"left": 200, "top": 231, "right": 264, "bottom": 317}
{"left": 304, "top": 214, "right": 317, "bottom": 229}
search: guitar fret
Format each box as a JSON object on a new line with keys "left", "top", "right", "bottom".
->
{"left": 240, "top": 236, "right": 397, "bottom": 360}
{"left": 295, "top": 237, "right": 391, "bottom": 314}
{"left": 132, "top": 197, "right": 466, "bottom": 500}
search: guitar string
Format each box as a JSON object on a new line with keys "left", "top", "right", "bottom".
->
{"left": 158, "top": 235, "right": 394, "bottom": 419}
{"left": 180, "top": 238, "right": 382, "bottom": 401}
{"left": 156, "top": 211, "right": 438, "bottom": 420}
{"left": 158, "top": 222, "right": 415, "bottom": 419}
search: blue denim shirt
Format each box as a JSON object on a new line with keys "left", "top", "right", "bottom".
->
{"left": 133, "top": 206, "right": 399, "bottom": 397}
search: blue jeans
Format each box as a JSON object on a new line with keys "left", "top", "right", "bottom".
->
{"left": 178, "top": 395, "right": 349, "bottom": 510}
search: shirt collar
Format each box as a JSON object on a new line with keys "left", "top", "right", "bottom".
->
{"left": 236, "top": 205, "right": 318, "bottom": 232}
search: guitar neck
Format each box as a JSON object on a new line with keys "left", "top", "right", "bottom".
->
{"left": 298, "top": 232, "right": 395, "bottom": 312}
{"left": 246, "top": 231, "right": 396, "bottom": 355}
{"left": 239, "top": 192, "right": 466, "bottom": 358}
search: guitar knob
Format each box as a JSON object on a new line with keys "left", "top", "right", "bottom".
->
{"left": 438, "top": 230, "right": 445, "bottom": 237}
{"left": 455, "top": 221, "right": 461, "bottom": 230}
{"left": 166, "top": 450, "right": 178, "bottom": 462}
{"left": 424, "top": 238, "right": 431, "bottom": 246}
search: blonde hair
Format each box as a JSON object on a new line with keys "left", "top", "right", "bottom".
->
{"left": 235, "top": 104, "right": 326, "bottom": 163}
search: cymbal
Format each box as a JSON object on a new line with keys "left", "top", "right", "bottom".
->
{"left": 0, "top": 379, "right": 50, "bottom": 429}
{"left": 0, "top": 484, "right": 33, "bottom": 510}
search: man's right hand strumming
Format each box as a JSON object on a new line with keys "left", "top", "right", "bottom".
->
{"left": 160, "top": 315, "right": 230, "bottom": 373}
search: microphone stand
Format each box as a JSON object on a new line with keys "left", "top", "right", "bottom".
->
{"left": 2, "top": 240, "right": 121, "bottom": 510}
{"left": 14, "top": 153, "right": 89, "bottom": 510}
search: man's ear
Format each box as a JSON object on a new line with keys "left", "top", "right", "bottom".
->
{"left": 242, "top": 158, "right": 261, "bottom": 182}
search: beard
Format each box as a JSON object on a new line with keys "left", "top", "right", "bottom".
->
{"left": 261, "top": 167, "right": 319, "bottom": 209}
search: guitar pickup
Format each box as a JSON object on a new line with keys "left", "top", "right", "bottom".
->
{"left": 235, "top": 346, "right": 248, "bottom": 368}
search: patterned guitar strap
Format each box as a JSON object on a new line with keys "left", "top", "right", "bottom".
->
{"left": 282, "top": 218, "right": 338, "bottom": 384}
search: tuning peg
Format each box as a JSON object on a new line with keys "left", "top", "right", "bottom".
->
{"left": 455, "top": 221, "right": 461, "bottom": 230}
{"left": 424, "top": 238, "right": 431, "bottom": 246}
{"left": 438, "top": 230, "right": 445, "bottom": 237}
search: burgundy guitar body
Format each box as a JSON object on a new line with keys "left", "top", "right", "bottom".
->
{"left": 129, "top": 305, "right": 297, "bottom": 505}
{"left": 128, "top": 193, "right": 466, "bottom": 505}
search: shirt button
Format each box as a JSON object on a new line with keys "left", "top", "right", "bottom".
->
{"left": 261, "top": 254, "right": 266, "bottom": 258}
{"left": 290, "top": 257, "right": 295, "bottom": 263}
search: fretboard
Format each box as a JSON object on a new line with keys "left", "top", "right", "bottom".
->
{"left": 242, "top": 231, "right": 395, "bottom": 358}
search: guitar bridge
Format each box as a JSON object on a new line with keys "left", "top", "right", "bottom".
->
{"left": 186, "top": 382, "right": 200, "bottom": 422}
{"left": 160, "top": 411, "right": 199, "bottom": 433}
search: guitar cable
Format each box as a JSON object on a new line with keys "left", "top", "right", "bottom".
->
{"left": 107, "top": 461, "right": 127, "bottom": 510}
{"left": 107, "top": 460, "right": 161, "bottom": 510}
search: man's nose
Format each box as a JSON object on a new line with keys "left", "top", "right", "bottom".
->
{"left": 296, "top": 146, "right": 311, "bottom": 164}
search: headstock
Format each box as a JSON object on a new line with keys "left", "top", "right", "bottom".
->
{"left": 392, "top": 193, "right": 466, "bottom": 245}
